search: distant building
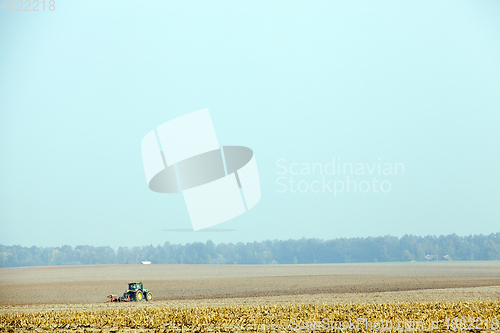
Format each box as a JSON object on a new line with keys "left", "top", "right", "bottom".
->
{"left": 142, "top": 261, "right": 151, "bottom": 264}
{"left": 424, "top": 254, "right": 438, "bottom": 261}
{"left": 443, "top": 255, "right": 453, "bottom": 261}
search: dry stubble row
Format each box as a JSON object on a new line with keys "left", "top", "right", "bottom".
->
{"left": 1, "top": 301, "right": 499, "bottom": 332}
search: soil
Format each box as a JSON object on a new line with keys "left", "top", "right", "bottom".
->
{"left": 1, "top": 261, "right": 499, "bottom": 314}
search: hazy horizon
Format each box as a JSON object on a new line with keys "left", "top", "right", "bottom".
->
{"left": 1, "top": 1, "right": 499, "bottom": 249}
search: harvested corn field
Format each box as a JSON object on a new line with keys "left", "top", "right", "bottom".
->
{"left": 1, "top": 262, "right": 499, "bottom": 332}
{"left": 1, "top": 302, "right": 500, "bottom": 332}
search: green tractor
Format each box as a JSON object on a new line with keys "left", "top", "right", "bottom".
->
{"left": 123, "top": 282, "right": 152, "bottom": 302}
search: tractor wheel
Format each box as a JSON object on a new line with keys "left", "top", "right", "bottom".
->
{"left": 145, "top": 292, "right": 152, "bottom": 301}
{"left": 135, "top": 291, "right": 143, "bottom": 301}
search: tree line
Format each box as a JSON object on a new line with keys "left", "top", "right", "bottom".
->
{"left": 1, "top": 232, "right": 499, "bottom": 268}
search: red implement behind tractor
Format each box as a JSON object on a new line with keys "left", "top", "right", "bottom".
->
{"left": 107, "top": 294, "right": 132, "bottom": 302}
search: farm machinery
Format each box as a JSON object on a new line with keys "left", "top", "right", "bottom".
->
{"left": 107, "top": 282, "right": 152, "bottom": 302}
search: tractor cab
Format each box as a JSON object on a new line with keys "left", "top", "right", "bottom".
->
{"left": 128, "top": 282, "right": 143, "bottom": 291}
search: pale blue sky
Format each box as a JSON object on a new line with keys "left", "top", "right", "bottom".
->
{"left": 1, "top": 1, "right": 499, "bottom": 248}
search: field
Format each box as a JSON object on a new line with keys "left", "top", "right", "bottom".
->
{"left": 1, "top": 262, "right": 500, "bottom": 332}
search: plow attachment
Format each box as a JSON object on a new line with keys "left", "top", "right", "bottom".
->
{"left": 107, "top": 294, "right": 131, "bottom": 302}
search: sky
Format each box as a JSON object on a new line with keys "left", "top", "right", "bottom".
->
{"left": 1, "top": 1, "right": 499, "bottom": 249}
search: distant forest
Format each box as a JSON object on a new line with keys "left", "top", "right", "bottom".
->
{"left": 1, "top": 233, "right": 499, "bottom": 268}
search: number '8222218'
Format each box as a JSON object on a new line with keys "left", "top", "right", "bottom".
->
{"left": 1, "top": 0, "right": 55, "bottom": 11}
